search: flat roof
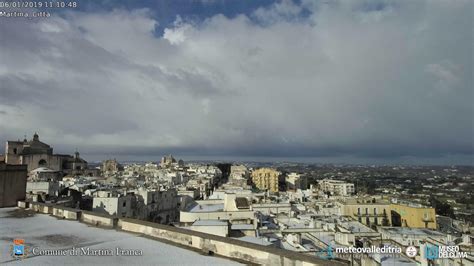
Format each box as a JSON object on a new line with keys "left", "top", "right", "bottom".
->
{"left": 192, "top": 220, "right": 228, "bottom": 226}
{"left": 234, "top": 236, "right": 273, "bottom": 246}
{"left": 340, "top": 221, "right": 375, "bottom": 233}
{"left": 380, "top": 227, "right": 445, "bottom": 237}
{"left": 0, "top": 208, "right": 240, "bottom": 265}
{"left": 189, "top": 203, "right": 224, "bottom": 213}
{"left": 231, "top": 224, "right": 254, "bottom": 230}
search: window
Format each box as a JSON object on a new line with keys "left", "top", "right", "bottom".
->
{"left": 374, "top": 208, "right": 377, "bottom": 215}
{"left": 13, "top": 148, "right": 17, "bottom": 154}
{"left": 123, "top": 202, "right": 126, "bottom": 207}
{"left": 38, "top": 159, "right": 47, "bottom": 167}
{"left": 357, "top": 208, "right": 361, "bottom": 214}
{"left": 365, "top": 208, "right": 368, "bottom": 214}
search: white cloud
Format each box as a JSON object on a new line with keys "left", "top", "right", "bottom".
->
{"left": 163, "top": 16, "right": 193, "bottom": 45}
{"left": 425, "top": 61, "right": 461, "bottom": 92}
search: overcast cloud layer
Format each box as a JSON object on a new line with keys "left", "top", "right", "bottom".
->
{"left": 0, "top": 0, "right": 473, "bottom": 164}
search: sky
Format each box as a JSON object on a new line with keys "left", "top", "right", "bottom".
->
{"left": 0, "top": 0, "right": 473, "bottom": 165}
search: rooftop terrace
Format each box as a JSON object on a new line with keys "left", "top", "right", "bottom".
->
{"left": 188, "top": 203, "right": 224, "bottom": 213}
{"left": 0, "top": 207, "right": 240, "bottom": 265}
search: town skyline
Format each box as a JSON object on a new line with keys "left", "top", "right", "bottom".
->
{"left": 2, "top": 131, "right": 473, "bottom": 166}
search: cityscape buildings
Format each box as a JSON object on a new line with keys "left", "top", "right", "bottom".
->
{"left": 251, "top": 168, "right": 282, "bottom": 192}
{"left": 0, "top": 133, "right": 472, "bottom": 265}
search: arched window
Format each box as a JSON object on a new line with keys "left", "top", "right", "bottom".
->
{"left": 38, "top": 159, "right": 47, "bottom": 167}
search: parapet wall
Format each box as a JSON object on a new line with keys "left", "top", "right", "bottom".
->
{"left": 29, "top": 201, "right": 53, "bottom": 214}
{"left": 180, "top": 210, "right": 254, "bottom": 223}
{"left": 17, "top": 201, "right": 345, "bottom": 266}
{"left": 119, "top": 218, "right": 343, "bottom": 265}
{"left": 52, "top": 205, "right": 82, "bottom": 220}
{"left": 80, "top": 210, "right": 117, "bottom": 228}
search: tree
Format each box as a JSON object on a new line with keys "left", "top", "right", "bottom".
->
{"left": 429, "top": 196, "right": 455, "bottom": 219}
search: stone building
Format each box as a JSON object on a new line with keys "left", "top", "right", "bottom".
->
{"left": 160, "top": 155, "right": 176, "bottom": 168}
{"left": 251, "top": 168, "right": 282, "bottom": 193}
{"left": 226, "top": 165, "right": 250, "bottom": 188}
{"left": 338, "top": 198, "right": 437, "bottom": 229}
{"left": 0, "top": 162, "right": 27, "bottom": 207}
{"left": 26, "top": 181, "right": 59, "bottom": 198}
{"left": 4, "top": 133, "right": 88, "bottom": 175}
{"left": 28, "top": 167, "right": 61, "bottom": 182}
{"left": 92, "top": 190, "right": 136, "bottom": 218}
{"left": 230, "top": 165, "right": 249, "bottom": 179}
{"left": 101, "top": 159, "right": 123, "bottom": 176}
{"left": 64, "top": 151, "right": 88, "bottom": 172}
{"left": 285, "top": 173, "right": 308, "bottom": 191}
{"left": 319, "top": 179, "right": 355, "bottom": 196}
{"left": 134, "top": 188, "right": 178, "bottom": 224}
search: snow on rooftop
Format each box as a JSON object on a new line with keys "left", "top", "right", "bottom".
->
{"left": 192, "top": 220, "right": 228, "bottom": 226}
{"left": 189, "top": 203, "right": 224, "bottom": 213}
{"left": 305, "top": 232, "right": 344, "bottom": 249}
{"left": 340, "top": 221, "right": 375, "bottom": 233}
{"left": 380, "top": 255, "right": 416, "bottom": 265}
{"left": 231, "top": 224, "right": 254, "bottom": 230}
{"left": 0, "top": 208, "right": 240, "bottom": 265}
{"left": 234, "top": 236, "right": 273, "bottom": 246}
{"left": 30, "top": 167, "right": 57, "bottom": 173}
{"left": 381, "top": 227, "right": 445, "bottom": 236}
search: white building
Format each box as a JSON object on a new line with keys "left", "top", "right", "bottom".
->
{"left": 230, "top": 165, "right": 249, "bottom": 179}
{"left": 92, "top": 190, "right": 135, "bottom": 218}
{"left": 180, "top": 194, "right": 255, "bottom": 226}
{"left": 189, "top": 220, "right": 229, "bottom": 237}
{"left": 134, "top": 188, "right": 178, "bottom": 224}
{"left": 28, "top": 167, "right": 61, "bottom": 182}
{"left": 285, "top": 173, "right": 307, "bottom": 191}
{"left": 26, "top": 181, "right": 59, "bottom": 197}
{"left": 379, "top": 227, "right": 446, "bottom": 246}
{"left": 319, "top": 179, "right": 355, "bottom": 196}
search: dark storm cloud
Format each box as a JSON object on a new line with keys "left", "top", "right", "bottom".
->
{"left": 0, "top": 75, "right": 60, "bottom": 106}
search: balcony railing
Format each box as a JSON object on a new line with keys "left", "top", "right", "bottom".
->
{"left": 354, "top": 213, "right": 385, "bottom": 217}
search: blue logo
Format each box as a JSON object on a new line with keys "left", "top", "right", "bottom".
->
{"left": 425, "top": 245, "right": 439, "bottom": 260}
{"left": 10, "top": 239, "right": 27, "bottom": 259}
{"left": 317, "top": 245, "right": 334, "bottom": 259}
{"left": 13, "top": 245, "right": 24, "bottom": 256}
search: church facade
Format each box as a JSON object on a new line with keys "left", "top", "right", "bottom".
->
{"left": 4, "top": 133, "right": 88, "bottom": 175}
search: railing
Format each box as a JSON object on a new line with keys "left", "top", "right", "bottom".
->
{"left": 353, "top": 213, "right": 385, "bottom": 217}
